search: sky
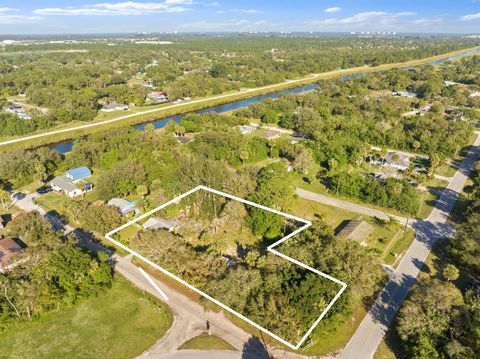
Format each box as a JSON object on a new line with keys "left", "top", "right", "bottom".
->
{"left": 0, "top": 1, "right": 479, "bottom": 35}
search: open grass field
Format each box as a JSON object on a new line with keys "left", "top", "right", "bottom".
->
{"left": 179, "top": 335, "right": 236, "bottom": 351}
{"left": 0, "top": 276, "right": 172, "bottom": 359}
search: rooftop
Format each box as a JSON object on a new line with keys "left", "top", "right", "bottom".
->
{"left": 51, "top": 176, "right": 78, "bottom": 192}
{"left": 337, "top": 220, "right": 374, "bottom": 245}
{"left": 65, "top": 166, "right": 92, "bottom": 182}
{"left": 0, "top": 237, "right": 27, "bottom": 269}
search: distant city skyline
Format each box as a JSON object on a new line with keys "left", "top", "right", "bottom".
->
{"left": 0, "top": 1, "right": 479, "bottom": 35}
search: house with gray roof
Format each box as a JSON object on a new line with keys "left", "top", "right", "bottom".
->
{"left": 337, "top": 220, "right": 374, "bottom": 246}
{"left": 368, "top": 151, "right": 411, "bottom": 171}
{"left": 108, "top": 198, "right": 138, "bottom": 216}
{"left": 51, "top": 177, "right": 84, "bottom": 197}
{"left": 143, "top": 217, "right": 181, "bottom": 232}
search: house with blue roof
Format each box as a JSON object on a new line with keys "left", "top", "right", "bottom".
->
{"left": 49, "top": 166, "right": 93, "bottom": 198}
{"left": 65, "top": 166, "right": 92, "bottom": 183}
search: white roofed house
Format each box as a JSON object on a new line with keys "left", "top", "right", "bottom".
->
{"left": 236, "top": 125, "right": 256, "bottom": 135}
{"left": 392, "top": 91, "right": 417, "bottom": 98}
{"left": 368, "top": 151, "right": 411, "bottom": 171}
{"left": 143, "top": 217, "right": 181, "bottom": 232}
{"left": 100, "top": 102, "right": 129, "bottom": 112}
{"left": 147, "top": 91, "right": 169, "bottom": 103}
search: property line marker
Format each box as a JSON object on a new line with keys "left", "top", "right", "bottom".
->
{"left": 138, "top": 267, "right": 169, "bottom": 301}
{"left": 105, "top": 185, "right": 347, "bottom": 350}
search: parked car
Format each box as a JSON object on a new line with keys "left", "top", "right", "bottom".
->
{"left": 36, "top": 186, "right": 52, "bottom": 195}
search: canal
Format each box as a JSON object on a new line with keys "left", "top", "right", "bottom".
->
{"left": 51, "top": 47, "right": 480, "bottom": 154}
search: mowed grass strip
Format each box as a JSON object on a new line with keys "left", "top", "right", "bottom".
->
{"left": 0, "top": 276, "right": 172, "bottom": 359}
{"left": 179, "top": 334, "right": 236, "bottom": 351}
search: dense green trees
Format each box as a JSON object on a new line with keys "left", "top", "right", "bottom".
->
{"left": 247, "top": 163, "right": 295, "bottom": 240}
{"left": 79, "top": 203, "right": 123, "bottom": 234}
{"left": 1, "top": 35, "right": 478, "bottom": 137}
{"left": 396, "top": 161, "right": 480, "bottom": 358}
{"left": 0, "top": 148, "right": 61, "bottom": 188}
{"left": 1, "top": 212, "right": 113, "bottom": 328}
{"left": 328, "top": 172, "right": 420, "bottom": 215}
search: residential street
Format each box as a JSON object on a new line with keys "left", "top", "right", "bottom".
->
{"left": 10, "top": 132, "right": 479, "bottom": 359}
{"left": 295, "top": 188, "right": 410, "bottom": 226}
{"left": 11, "top": 190, "right": 312, "bottom": 359}
{"left": 339, "top": 133, "right": 480, "bottom": 359}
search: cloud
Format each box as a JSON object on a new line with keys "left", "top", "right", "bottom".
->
{"left": 310, "top": 11, "right": 416, "bottom": 26}
{"left": 0, "top": 8, "right": 42, "bottom": 23}
{"left": 324, "top": 7, "right": 342, "bottom": 13}
{"left": 216, "top": 8, "right": 261, "bottom": 14}
{"left": 176, "top": 18, "right": 272, "bottom": 31}
{"left": 460, "top": 12, "right": 480, "bottom": 21}
{"left": 34, "top": 1, "right": 193, "bottom": 16}
{"left": 204, "top": 2, "right": 220, "bottom": 6}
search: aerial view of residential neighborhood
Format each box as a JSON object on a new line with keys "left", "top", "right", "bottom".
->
{"left": 1, "top": 1, "right": 480, "bottom": 359}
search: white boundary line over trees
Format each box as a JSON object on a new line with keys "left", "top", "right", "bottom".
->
{"left": 105, "top": 185, "right": 347, "bottom": 350}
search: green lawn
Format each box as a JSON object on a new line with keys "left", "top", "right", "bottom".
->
{"left": 179, "top": 335, "right": 236, "bottom": 351}
{"left": 0, "top": 276, "right": 173, "bottom": 359}
{"left": 291, "top": 197, "right": 414, "bottom": 266}
{"left": 35, "top": 192, "right": 78, "bottom": 224}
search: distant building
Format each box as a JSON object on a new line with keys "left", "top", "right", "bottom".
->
{"left": 419, "top": 104, "right": 432, "bottom": 114}
{"left": 108, "top": 198, "right": 138, "bottom": 216}
{"left": 143, "top": 217, "right": 181, "bottom": 232}
{"left": 175, "top": 135, "right": 193, "bottom": 144}
{"left": 5, "top": 105, "right": 22, "bottom": 114}
{"left": 100, "top": 102, "right": 129, "bottom": 112}
{"left": 445, "top": 108, "right": 467, "bottom": 122}
{"left": 262, "top": 130, "right": 282, "bottom": 140}
{"left": 147, "top": 91, "right": 169, "bottom": 103}
{"left": 444, "top": 80, "right": 459, "bottom": 86}
{"left": 0, "top": 237, "right": 27, "bottom": 272}
{"left": 141, "top": 81, "right": 155, "bottom": 88}
{"left": 368, "top": 151, "right": 411, "bottom": 171}
{"left": 236, "top": 125, "right": 256, "bottom": 135}
{"left": 4, "top": 104, "right": 30, "bottom": 119}
{"left": 17, "top": 113, "right": 31, "bottom": 120}
{"left": 337, "top": 220, "right": 374, "bottom": 245}
{"left": 392, "top": 91, "right": 417, "bottom": 98}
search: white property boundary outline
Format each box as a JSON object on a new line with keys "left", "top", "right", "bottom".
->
{"left": 105, "top": 185, "right": 347, "bottom": 350}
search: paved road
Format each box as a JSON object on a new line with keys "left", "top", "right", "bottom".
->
{"left": 339, "top": 133, "right": 480, "bottom": 359}
{"left": 12, "top": 192, "right": 310, "bottom": 359}
{"left": 144, "top": 351, "right": 242, "bottom": 359}
{"left": 0, "top": 67, "right": 365, "bottom": 148}
{"left": 295, "top": 188, "right": 410, "bottom": 226}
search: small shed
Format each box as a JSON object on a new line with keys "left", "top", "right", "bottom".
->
{"left": 143, "top": 217, "right": 180, "bottom": 232}
{"left": 337, "top": 220, "right": 374, "bottom": 245}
